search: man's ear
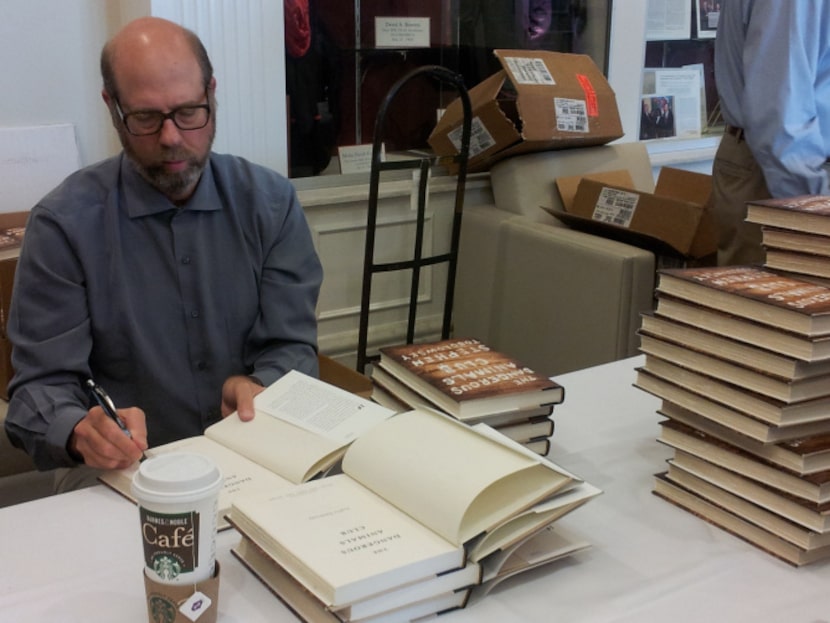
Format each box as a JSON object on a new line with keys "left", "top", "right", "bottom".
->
{"left": 101, "top": 90, "right": 121, "bottom": 129}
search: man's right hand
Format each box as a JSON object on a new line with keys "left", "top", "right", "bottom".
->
{"left": 69, "top": 406, "right": 148, "bottom": 469}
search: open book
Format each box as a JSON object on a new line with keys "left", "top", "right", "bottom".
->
{"left": 229, "top": 408, "right": 598, "bottom": 608}
{"left": 98, "top": 370, "right": 394, "bottom": 528}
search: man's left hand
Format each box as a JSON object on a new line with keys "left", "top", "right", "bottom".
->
{"left": 220, "top": 375, "right": 265, "bottom": 421}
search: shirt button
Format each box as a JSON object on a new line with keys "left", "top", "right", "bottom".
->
{"left": 191, "top": 309, "right": 200, "bottom": 318}
{"left": 196, "top": 360, "right": 207, "bottom": 371}
{"left": 181, "top": 256, "right": 191, "bottom": 264}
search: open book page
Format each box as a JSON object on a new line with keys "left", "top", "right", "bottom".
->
{"left": 230, "top": 474, "right": 466, "bottom": 607}
{"left": 468, "top": 481, "right": 601, "bottom": 560}
{"left": 254, "top": 370, "right": 392, "bottom": 442}
{"left": 98, "top": 435, "right": 292, "bottom": 529}
{"left": 204, "top": 370, "right": 394, "bottom": 483}
{"left": 471, "top": 421, "right": 582, "bottom": 483}
{"left": 341, "top": 409, "right": 576, "bottom": 548}
{"left": 474, "top": 524, "right": 592, "bottom": 598}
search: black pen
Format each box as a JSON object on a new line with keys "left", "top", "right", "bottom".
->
{"left": 85, "top": 379, "right": 146, "bottom": 461}
{"left": 85, "top": 378, "right": 131, "bottom": 437}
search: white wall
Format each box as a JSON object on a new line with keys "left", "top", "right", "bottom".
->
{"left": 150, "top": 0, "right": 288, "bottom": 175}
{"left": 0, "top": 0, "right": 288, "bottom": 175}
{"left": 0, "top": 0, "right": 126, "bottom": 167}
{"left": 607, "top": 0, "right": 648, "bottom": 144}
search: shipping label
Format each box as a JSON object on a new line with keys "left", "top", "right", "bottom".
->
{"left": 592, "top": 188, "right": 639, "bottom": 228}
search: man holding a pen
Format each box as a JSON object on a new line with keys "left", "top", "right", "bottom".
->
{"left": 4, "top": 17, "right": 323, "bottom": 489}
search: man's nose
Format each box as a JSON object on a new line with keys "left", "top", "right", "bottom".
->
{"left": 158, "top": 118, "right": 184, "bottom": 145}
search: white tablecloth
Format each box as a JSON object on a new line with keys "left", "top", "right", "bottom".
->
{"left": 2, "top": 355, "right": 829, "bottom": 622}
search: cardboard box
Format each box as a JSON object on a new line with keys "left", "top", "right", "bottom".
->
{"left": 553, "top": 169, "right": 637, "bottom": 211}
{"left": 318, "top": 354, "right": 373, "bottom": 399}
{"left": 547, "top": 168, "right": 717, "bottom": 261}
{"left": 0, "top": 211, "right": 28, "bottom": 400}
{"left": 429, "top": 49, "right": 623, "bottom": 172}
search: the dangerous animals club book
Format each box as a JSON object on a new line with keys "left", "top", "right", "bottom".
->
{"left": 231, "top": 522, "right": 591, "bottom": 622}
{"left": 656, "top": 265, "right": 830, "bottom": 338}
{"left": 98, "top": 370, "right": 395, "bottom": 528}
{"left": 228, "top": 407, "right": 600, "bottom": 608}
{"left": 231, "top": 536, "right": 478, "bottom": 623}
{"left": 375, "top": 337, "right": 564, "bottom": 420}
{"left": 745, "top": 194, "right": 830, "bottom": 236}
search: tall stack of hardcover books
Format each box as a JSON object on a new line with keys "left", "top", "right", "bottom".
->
{"left": 746, "top": 195, "right": 830, "bottom": 282}
{"left": 369, "top": 337, "right": 563, "bottom": 456}
{"left": 227, "top": 407, "right": 601, "bottom": 622}
{"left": 635, "top": 263, "right": 830, "bottom": 566}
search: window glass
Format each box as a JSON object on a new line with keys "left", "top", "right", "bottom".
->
{"left": 285, "top": 0, "right": 611, "bottom": 177}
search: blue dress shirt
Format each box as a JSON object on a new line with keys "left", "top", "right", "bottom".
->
{"left": 715, "top": 0, "right": 830, "bottom": 197}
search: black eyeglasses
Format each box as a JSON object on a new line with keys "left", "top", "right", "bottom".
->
{"left": 115, "top": 93, "right": 211, "bottom": 136}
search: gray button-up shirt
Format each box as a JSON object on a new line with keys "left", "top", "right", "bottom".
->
{"left": 5, "top": 152, "right": 323, "bottom": 469}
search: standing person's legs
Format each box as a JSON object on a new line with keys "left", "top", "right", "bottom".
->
{"left": 712, "top": 130, "right": 770, "bottom": 266}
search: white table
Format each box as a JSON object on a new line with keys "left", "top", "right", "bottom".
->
{"left": 2, "top": 356, "right": 829, "bottom": 622}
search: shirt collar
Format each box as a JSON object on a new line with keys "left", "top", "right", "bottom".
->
{"left": 120, "top": 153, "right": 220, "bottom": 217}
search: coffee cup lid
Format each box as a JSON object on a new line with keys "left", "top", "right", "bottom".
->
{"left": 131, "top": 452, "right": 223, "bottom": 505}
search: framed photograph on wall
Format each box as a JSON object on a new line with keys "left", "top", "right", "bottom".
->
{"left": 696, "top": 0, "right": 720, "bottom": 39}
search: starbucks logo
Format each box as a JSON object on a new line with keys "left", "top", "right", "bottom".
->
{"left": 148, "top": 595, "right": 177, "bottom": 623}
{"left": 152, "top": 554, "right": 183, "bottom": 580}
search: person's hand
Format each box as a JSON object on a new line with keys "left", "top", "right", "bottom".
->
{"left": 69, "top": 406, "right": 147, "bottom": 469}
{"left": 221, "top": 375, "right": 265, "bottom": 421}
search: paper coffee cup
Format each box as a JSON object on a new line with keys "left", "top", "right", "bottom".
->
{"left": 132, "top": 453, "right": 223, "bottom": 585}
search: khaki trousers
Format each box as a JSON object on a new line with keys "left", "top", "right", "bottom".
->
{"left": 711, "top": 131, "right": 770, "bottom": 266}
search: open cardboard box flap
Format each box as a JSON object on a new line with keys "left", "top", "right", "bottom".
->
{"left": 429, "top": 49, "right": 623, "bottom": 172}
{"left": 547, "top": 167, "right": 717, "bottom": 259}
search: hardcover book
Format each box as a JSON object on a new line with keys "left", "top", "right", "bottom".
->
{"left": 657, "top": 419, "right": 830, "bottom": 505}
{"left": 636, "top": 370, "right": 830, "bottom": 443}
{"left": 375, "top": 338, "right": 564, "bottom": 420}
{"left": 231, "top": 536, "right": 475, "bottom": 623}
{"left": 639, "top": 356, "right": 830, "bottom": 427}
{"left": 664, "top": 463, "right": 830, "bottom": 551}
{"left": 655, "top": 295, "right": 830, "bottom": 362}
{"left": 653, "top": 473, "right": 830, "bottom": 566}
{"left": 764, "top": 248, "right": 830, "bottom": 280}
{"left": 659, "top": 401, "right": 830, "bottom": 475}
{"left": 656, "top": 265, "right": 830, "bottom": 337}
{"left": 371, "top": 364, "right": 555, "bottom": 428}
{"left": 746, "top": 195, "right": 830, "bottom": 235}
{"left": 99, "top": 370, "right": 394, "bottom": 528}
{"left": 670, "top": 451, "right": 830, "bottom": 533}
{"left": 639, "top": 312, "right": 830, "bottom": 380}
{"left": 228, "top": 408, "right": 599, "bottom": 607}
{"left": 494, "top": 416, "right": 555, "bottom": 444}
{"left": 639, "top": 333, "right": 830, "bottom": 403}
{"left": 762, "top": 227, "right": 830, "bottom": 258}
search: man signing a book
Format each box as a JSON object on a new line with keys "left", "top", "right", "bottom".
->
{"left": 4, "top": 17, "right": 323, "bottom": 491}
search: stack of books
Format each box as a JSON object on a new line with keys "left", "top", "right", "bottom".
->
{"left": 634, "top": 265, "right": 830, "bottom": 566}
{"left": 746, "top": 195, "right": 830, "bottom": 281}
{"left": 227, "top": 408, "right": 600, "bottom": 622}
{"left": 369, "top": 338, "right": 563, "bottom": 456}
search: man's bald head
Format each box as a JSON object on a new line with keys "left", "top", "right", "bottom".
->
{"left": 100, "top": 17, "right": 213, "bottom": 100}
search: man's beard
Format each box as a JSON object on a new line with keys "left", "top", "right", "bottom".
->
{"left": 132, "top": 148, "right": 208, "bottom": 199}
{"left": 119, "top": 123, "right": 215, "bottom": 201}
